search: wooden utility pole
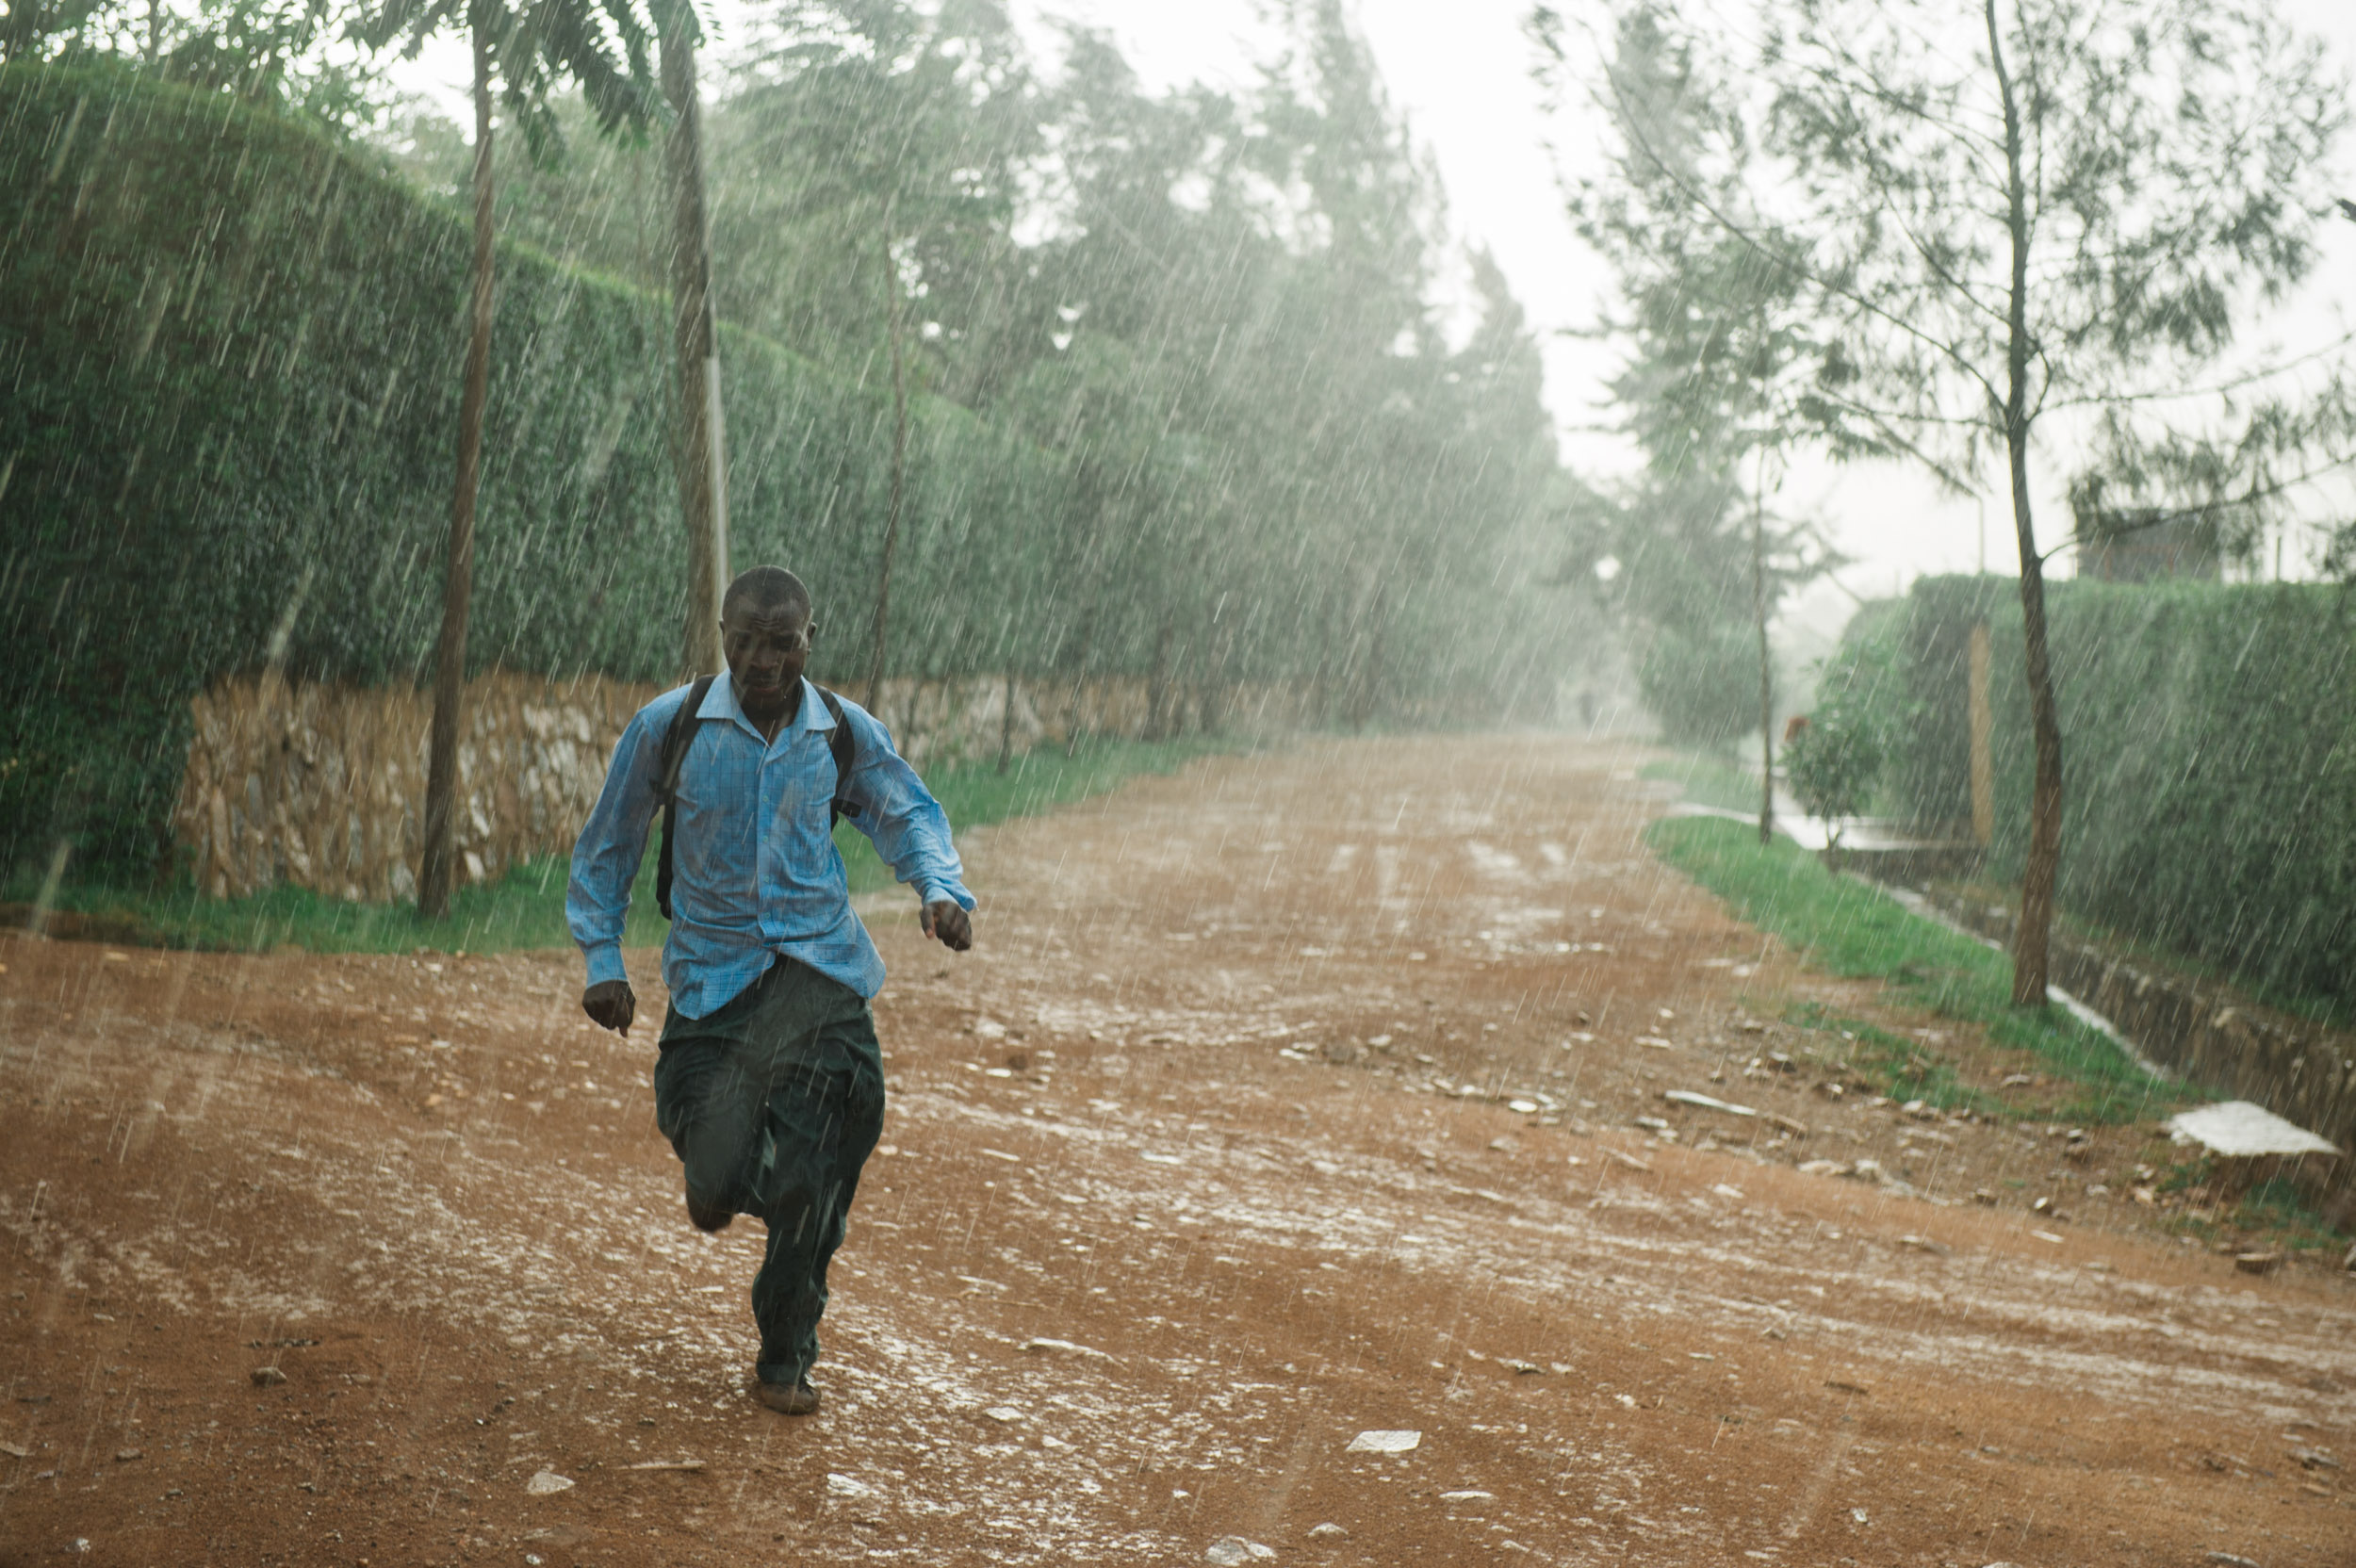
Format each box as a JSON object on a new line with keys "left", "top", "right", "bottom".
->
{"left": 419, "top": 28, "right": 496, "bottom": 919}
{"left": 660, "top": 0, "right": 728, "bottom": 678}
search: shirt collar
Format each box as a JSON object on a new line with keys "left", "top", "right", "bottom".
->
{"left": 705, "top": 671, "right": 832, "bottom": 737}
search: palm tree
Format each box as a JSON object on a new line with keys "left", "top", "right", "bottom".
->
{"left": 355, "top": 0, "right": 657, "bottom": 918}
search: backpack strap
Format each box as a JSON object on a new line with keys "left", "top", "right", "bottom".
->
{"left": 816, "top": 685, "right": 861, "bottom": 823}
{"left": 654, "top": 674, "right": 717, "bottom": 921}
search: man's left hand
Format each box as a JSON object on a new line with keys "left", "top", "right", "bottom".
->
{"left": 922, "top": 900, "right": 973, "bottom": 951}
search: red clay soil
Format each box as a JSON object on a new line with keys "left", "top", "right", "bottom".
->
{"left": 2, "top": 734, "right": 2350, "bottom": 1567}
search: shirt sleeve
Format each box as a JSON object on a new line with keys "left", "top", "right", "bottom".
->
{"left": 567, "top": 699, "right": 669, "bottom": 986}
{"left": 836, "top": 700, "right": 975, "bottom": 911}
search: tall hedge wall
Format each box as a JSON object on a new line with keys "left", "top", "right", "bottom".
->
{"left": 0, "top": 61, "right": 1097, "bottom": 874}
{"left": 1884, "top": 574, "right": 2356, "bottom": 1009}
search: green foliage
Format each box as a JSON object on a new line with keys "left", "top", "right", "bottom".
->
{"left": 4, "top": 0, "right": 398, "bottom": 132}
{"left": 10, "top": 734, "right": 1241, "bottom": 951}
{"left": 1781, "top": 711, "right": 1876, "bottom": 840}
{"left": 2, "top": 0, "right": 108, "bottom": 65}
{"left": 716, "top": 0, "right": 1039, "bottom": 384}
{"left": 1645, "top": 813, "right": 2193, "bottom": 1123}
{"left": 1748, "top": 0, "right": 2347, "bottom": 489}
{"left": 407, "top": 1, "right": 1584, "bottom": 724}
{"left": 1635, "top": 621, "right": 1761, "bottom": 745}
{"left": 0, "top": 57, "right": 1071, "bottom": 874}
{"left": 1879, "top": 575, "right": 2015, "bottom": 831}
{"left": 352, "top": 0, "right": 659, "bottom": 160}
{"left": 2230, "top": 1176, "right": 2344, "bottom": 1255}
{"left": 1784, "top": 622, "right": 1909, "bottom": 834}
{"left": 1639, "top": 751, "right": 1763, "bottom": 817}
{"left": 2, "top": 3, "right": 1587, "bottom": 883}
{"left": 1886, "top": 575, "right": 2356, "bottom": 1011}
{"left": 1777, "top": 1002, "right": 1990, "bottom": 1117}
{"left": 1534, "top": 5, "right": 1833, "bottom": 743}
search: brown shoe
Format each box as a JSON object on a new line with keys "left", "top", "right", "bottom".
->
{"left": 754, "top": 1378, "right": 819, "bottom": 1416}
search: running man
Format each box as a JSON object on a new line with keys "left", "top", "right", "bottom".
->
{"left": 567, "top": 565, "right": 974, "bottom": 1415}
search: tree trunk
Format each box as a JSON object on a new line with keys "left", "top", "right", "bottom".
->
{"left": 418, "top": 32, "right": 495, "bottom": 920}
{"left": 1348, "top": 580, "right": 1385, "bottom": 731}
{"left": 1752, "top": 479, "right": 1773, "bottom": 845}
{"left": 864, "top": 213, "right": 908, "bottom": 713}
{"left": 997, "top": 670, "right": 1016, "bottom": 775}
{"left": 1147, "top": 616, "right": 1175, "bottom": 741}
{"left": 1988, "top": 0, "right": 2060, "bottom": 1007}
{"left": 660, "top": 4, "right": 728, "bottom": 678}
{"left": 1064, "top": 609, "right": 1095, "bottom": 759}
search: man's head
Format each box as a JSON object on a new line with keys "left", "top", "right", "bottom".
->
{"left": 720, "top": 566, "right": 814, "bottom": 720}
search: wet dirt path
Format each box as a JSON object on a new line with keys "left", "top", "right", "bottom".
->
{"left": 3, "top": 734, "right": 2351, "bottom": 1566}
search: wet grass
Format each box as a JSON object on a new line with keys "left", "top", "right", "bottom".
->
{"left": 1646, "top": 814, "right": 2204, "bottom": 1125}
{"left": 1938, "top": 874, "right": 2352, "bottom": 1034}
{"left": 2156, "top": 1170, "right": 2348, "bottom": 1256}
{"left": 1775, "top": 1002, "right": 1999, "bottom": 1117}
{"left": 2225, "top": 1176, "right": 2347, "bottom": 1253}
{"left": 1639, "top": 751, "right": 1767, "bottom": 818}
{"left": 8, "top": 735, "right": 1251, "bottom": 956}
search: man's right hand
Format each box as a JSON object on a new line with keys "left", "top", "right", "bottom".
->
{"left": 582, "top": 979, "right": 637, "bottom": 1036}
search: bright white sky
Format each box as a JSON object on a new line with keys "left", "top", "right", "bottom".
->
{"left": 385, "top": 0, "right": 2356, "bottom": 647}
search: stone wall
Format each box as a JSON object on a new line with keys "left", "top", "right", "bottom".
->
{"left": 1924, "top": 888, "right": 2356, "bottom": 1164}
{"left": 172, "top": 669, "right": 1308, "bottom": 902}
{"left": 174, "top": 672, "right": 651, "bottom": 903}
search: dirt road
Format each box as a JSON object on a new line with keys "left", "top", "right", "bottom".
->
{"left": 4, "top": 734, "right": 2351, "bottom": 1566}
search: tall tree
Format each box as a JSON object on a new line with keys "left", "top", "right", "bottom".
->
{"left": 648, "top": 0, "right": 726, "bottom": 677}
{"left": 1, "top": 0, "right": 86, "bottom": 59}
{"left": 1734, "top": 0, "right": 2347, "bottom": 1004}
{"left": 1537, "top": 3, "right": 1831, "bottom": 792}
{"left": 1560, "top": 0, "right": 2346, "bottom": 999}
{"left": 728, "top": 0, "right": 1038, "bottom": 710}
{"left": 358, "top": 0, "right": 655, "bottom": 916}
{"left": 4, "top": 0, "right": 393, "bottom": 129}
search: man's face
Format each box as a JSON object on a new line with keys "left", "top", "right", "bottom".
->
{"left": 721, "top": 600, "right": 813, "bottom": 714}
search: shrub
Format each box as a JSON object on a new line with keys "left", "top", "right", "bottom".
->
{"left": 1880, "top": 574, "right": 2356, "bottom": 1011}
{"left": 1636, "top": 620, "right": 1762, "bottom": 745}
{"left": 1783, "top": 708, "right": 1878, "bottom": 853}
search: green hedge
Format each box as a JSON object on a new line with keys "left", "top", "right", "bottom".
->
{"left": 1, "top": 59, "right": 1580, "bottom": 881}
{"left": 0, "top": 59, "right": 1094, "bottom": 874}
{"left": 1883, "top": 573, "right": 2356, "bottom": 1009}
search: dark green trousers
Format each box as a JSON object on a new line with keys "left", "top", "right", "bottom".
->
{"left": 653, "top": 957, "right": 885, "bottom": 1388}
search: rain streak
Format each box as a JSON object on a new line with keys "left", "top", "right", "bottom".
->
{"left": 4, "top": 0, "right": 2356, "bottom": 1564}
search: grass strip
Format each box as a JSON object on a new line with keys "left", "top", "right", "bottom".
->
{"left": 9, "top": 734, "right": 1251, "bottom": 956}
{"left": 1775, "top": 1002, "right": 1998, "bottom": 1117}
{"left": 1645, "top": 814, "right": 2203, "bottom": 1125}
{"left": 1638, "top": 753, "right": 1767, "bottom": 817}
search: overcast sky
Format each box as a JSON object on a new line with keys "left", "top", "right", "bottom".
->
{"left": 385, "top": 0, "right": 2356, "bottom": 643}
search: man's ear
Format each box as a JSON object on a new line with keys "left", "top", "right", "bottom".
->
{"left": 805, "top": 620, "right": 820, "bottom": 645}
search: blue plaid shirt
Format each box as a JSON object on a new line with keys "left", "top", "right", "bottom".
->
{"left": 567, "top": 672, "right": 974, "bottom": 1018}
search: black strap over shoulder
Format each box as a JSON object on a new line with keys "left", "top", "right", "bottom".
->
{"left": 815, "top": 686, "right": 862, "bottom": 824}
{"left": 654, "top": 678, "right": 861, "bottom": 923}
{"left": 653, "top": 675, "right": 716, "bottom": 922}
